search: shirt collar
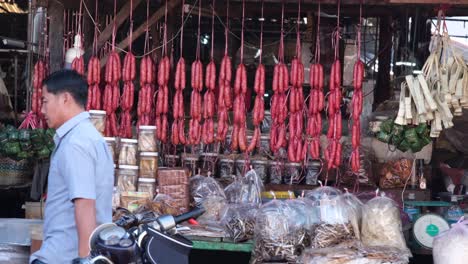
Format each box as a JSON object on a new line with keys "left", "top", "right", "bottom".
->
{"left": 54, "top": 112, "right": 90, "bottom": 142}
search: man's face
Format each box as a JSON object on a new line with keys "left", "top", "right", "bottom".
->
{"left": 41, "top": 85, "right": 66, "bottom": 129}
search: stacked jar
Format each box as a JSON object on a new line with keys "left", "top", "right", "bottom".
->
{"left": 137, "top": 126, "right": 158, "bottom": 198}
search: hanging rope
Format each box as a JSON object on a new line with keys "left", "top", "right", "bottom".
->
{"left": 315, "top": 0, "right": 321, "bottom": 63}
{"left": 180, "top": 0, "right": 185, "bottom": 56}
{"left": 210, "top": 0, "right": 215, "bottom": 60}
{"left": 259, "top": 0, "right": 264, "bottom": 64}
{"left": 196, "top": 0, "right": 202, "bottom": 60}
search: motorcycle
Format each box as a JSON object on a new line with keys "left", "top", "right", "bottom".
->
{"left": 87, "top": 207, "right": 205, "bottom": 264}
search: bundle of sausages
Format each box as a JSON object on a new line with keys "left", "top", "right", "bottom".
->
{"left": 308, "top": 63, "right": 324, "bottom": 159}
{"left": 172, "top": 58, "right": 187, "bottom": 145}
{"left": 231, "top": 63, "right": 248, "bottom": 151}
{"left": 189, "top": 60, "right": 203, "bottom": 145}
{"left": 71, "top": 55, "right": 85, "bottom": 75}
{"left": 217, "top": 55, "right": 232, "bottom": 142}
{"left": 350, "top": 61, "right": 364, "bottom": 172}
{"left": 202, "top": 60, "right": 216, "bottom": 145}
{"left": 32, "top": 60, "right": 46, "bottom": 118}
{"left": 86, "top": 57, "right": 101, "bottom": 111}
{"left": 119, "top": 52, "right": 136, "bottom": 138}
{"left": 156, "top": 56, "right": 170, "bottom": 143}
{"left": 137, "top": 56, "right": 155, "bottom": 127}
{"left": 103, "top": 52, "right": 121, "bottom": 137}
{"left": 250, "top": 64, "right": 265, "bottom": 152}
{"left": 325, "top": 60, "right": 342, "bottom": 170}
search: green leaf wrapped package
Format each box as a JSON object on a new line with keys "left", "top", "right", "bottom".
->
{"left": 36, "top": 147, "right": 51, "bottom": 159}
{"left": 7, "top": 130, "right": 19, "bottom": 141}
{"left": 404, "top": 128, "right": 419, "bottom": 145}
{"left": 18, "top": 129, "right": 30, "bottom": 141}
{"left": 380, "top": 119, "right": 394, "bottom": 134}
{"left": 4, "top": 141, "right": 21, "bottom": 155}
{"left": 397, "top": 139, "right": 410, "bottom": 152}
{"left": 377, "top": 131, "right": 391, "bottom": 143}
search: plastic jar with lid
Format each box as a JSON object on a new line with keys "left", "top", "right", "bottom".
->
{"left": 251, "top": 158, "right": 270, "bottom": 183}
{"left": 305, "top": 160, "right": 321, "bottom": 185}
{"left": 137, "top": 178, "right": 156, "bottom": 197}
{"left": 235, "top": 159, "right": 249, "bottom": 177}
{"left": 139, "top": 152, "right": 158, "bottom": 178}
{"left": 218, "top": 156, "right": 236, "bottom": 178}
{"left": 182, "top": 154, "right": 200, "bottom": 177}
{"left": 89, "top": 110, "right": 106, "bottom": 135}
{"left": 104, "top": 137, "right": 117, "bottom": 163}
{"left": 269, "top": 161, "right": 284, "bottom": 184}
{"left": 119, "top": 139, "right": 138, "bottom": 165}
{"left": 138, "top": 126, "right": 157, "bottom": 152}
{"left": 201, "top": 152, "right": 218, "bottom": 175}
{"left": 284, "top": 162, "right": 303, "bottom": 184}
{"left": 259, "top": 134, "right": 271, "bottom": 155}
{"left": 164, "top": 154, "right": 181, "bottom": 167}
{"left": 116, "top": 165, "right": 139, "bottom": 192}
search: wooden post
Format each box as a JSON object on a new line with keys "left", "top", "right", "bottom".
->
{"left": 374, "top": 15, "right": 392, "bottom": 109}
{"left": 48, "top": 0, "right": 64, "bottom": 72}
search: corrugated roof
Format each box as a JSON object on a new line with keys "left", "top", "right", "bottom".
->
{"left": 0, "top": 1, "right": 26, "bottom": 14}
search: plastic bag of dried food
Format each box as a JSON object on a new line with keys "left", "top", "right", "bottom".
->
{"left": 342, "top": 190, "right": 363, "bottom": 239}
{"left": 361, "top": 194, "right": 411, "bottom": 256}
{"left": 224, "top": 169, "right": 263, "bottom": 205}
{"left": 189, "top": 174, "right": 226, "bottom": 205}
{"left": 145, "top": 194, "right": 182, "bottom": 216}
{"left": 305, "top": 187, "right": 358, "bottom": 248}
{"left": 197, "top": 196, "right": 228, "bottom": 226}
{"left": 433, "top": 218, "right": 468, "bottom": 264}
{"left": 221, "top": 203, "right": 258, "bottom": 242}
{"left": 252, "top": 200, "right": 294, "bottom": 263}
{"left": 284, "top": 198, "right": 318, "bottom": 255}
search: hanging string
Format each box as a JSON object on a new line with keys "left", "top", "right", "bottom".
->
{"left": 240, "top": 0, "right": 245, "bottom": 62}
{"left": 333, "top": 0, "right": 341, "bottom": 60}
{"left": 196, "top": 0, "right": 202, "bottom": 60}
{"left": 315, "top": 1, "right": 321, "bottom": 63}
{"left": 180, "top": 0, "right": 185, "bottom": 56}
{"left": 210, "top": 0, "right": 215, "bottom": 60}
{"left": 295, "top": 0, "right": 301, "bottom": 56}
{"left": 93, "top": 0, "right": 99, "bottom": 55}
{"left": 279, "top": 0, "right": 285, "bottom": 63}
{"left": 129, "top": 0, "right": 133, "bottom": 51}
{"left": 259, "top": 0, "right": 264, "bottom": 64}
{"left": 224, "top": 0, "right": 229, "bottom": 55}
{"left": 163, "top": 0, "right": 168, "bottom": 56}
{"left": 77, "top": 0, "right": 83, "bottom": 48}
{"left": 112, "top": 0, "right": 117, "bottom": 50}
{"left": 144, "top": 0, "right": 150, "bottom": 54}
{"left": 357, "top": 0, "right": 362, "bottom": 60}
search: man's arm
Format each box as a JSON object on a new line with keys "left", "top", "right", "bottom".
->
{"left": 74, "top": 198, "right": 96, "bottom": 257}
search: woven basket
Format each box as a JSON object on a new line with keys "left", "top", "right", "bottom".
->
{"left": 0, "top": 157, "right": 33, "bottom": 186}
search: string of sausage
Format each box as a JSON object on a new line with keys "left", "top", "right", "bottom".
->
{"left": 86, "top": 0, "right": 101, "bottom": 111}
{"left": 103, "top": 0, "right": 121, "bottom": 137}
{"left": 172, "top": 0, "right": 187, "bottom": 145}
{"left": 31, "top": 15, "right": 48, "bottom": 128}
{"left": 351, "top": 1, "right": 364, "bottom": 173}
{"left": 288, "top": 0, "right": 306, "bottom": 162}
{"left": 201, "top": 0, "right": 216, "bottom": 145}
{"left": 71, "top": 0, "right": 84, "bottom": 75}
{"left": 231, "top": 0, "right": 248, "bottom": 152}
{"left": 269, "top": 1, "right": 289, "bottom": 154}
{"left": 189, "top": 0, "right": 203, "bottom": 145}
{"left": 156, "top": 0, "right": 170, "bottom": 143}
{"left": 249, "top": 0, "right": 265, "bottom": 153}
{"left": 120, "top": 0, "right": 136, "bottom": 138}
{"left": 325, "top": 0, "right": 342, "bottom": 171}
{"left": 216, "top": 0, "right": 232, "bottom": 143}
{"left": 307, "top": 1, "right": 324, "bottom": 160}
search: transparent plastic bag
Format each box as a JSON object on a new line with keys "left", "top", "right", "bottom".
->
{"left": 252, "top": 200, "right": 294, "bottom": 263}
{"left": 361, "top": 194, "right": 411, "bottom": 256}
{"left": 305, "top": 187, "right": 357, "bottom": 248}
{"left": 224, "top": 168, "right": 263, "bottom": 205}
{"left": 342, "top": 190, "right": 364, "bottom": 240}
{"left": 284, "top": 198, "right": 318, "bottom": 254}
{"left": 197, "top": 196, "right": 228, "bottom": 225}
{"left": 221, "top": 204, "right": 258, "bottom": 242}
{"left": 189, "top": 173, "right": 226, "bottom": 205}
{"left": 433, "top": 218, "right": 468, "bottom": 264}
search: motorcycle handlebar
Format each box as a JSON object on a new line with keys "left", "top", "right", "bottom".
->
{"left": 173, "top": 206, "right": 205, "bottom": 224}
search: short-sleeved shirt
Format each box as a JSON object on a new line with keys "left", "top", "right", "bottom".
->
{"left": 30, "top": 112, "right": 114, "bottom": 264}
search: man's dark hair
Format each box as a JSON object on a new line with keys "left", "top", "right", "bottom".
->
{"left": 43, "top": 69, "right": 88, "bottom": 107}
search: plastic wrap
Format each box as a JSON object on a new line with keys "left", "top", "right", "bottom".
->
{"left": 342, "top": 190, "right": 364, "bottom": 240}
{"left": 221, "top": 204, "right": 258, "bottom": 242}
{"left": 305, "top": 187, "right": 358, "bottom": 248}
{"left": 285, "top": 198, "right": 319, "bottom": 254}
{"left": 224, "top": 169, "right": 263, "bottom": 205}
{"left": 378, "top": 158, "right": 414, "bottom": 189}
{"left": 252, "top": 200, "right": 294, "bottom": 263}
{"left": 433, "top": 219, "right": 468, "bottom": 264}
{"left": 146, "top": 194, "right": 182, "bottom": 216}
{"left": 197, "top": 196, "right": 228, "bottom": 225}
{"left": 361, "top": 194, "right": 411, "bottom": 256}
{"left": 189, "top": 174, "right": 226, "bottom": 205}
{"left": 341, "top": 145, "right": 374, "bottom": 186}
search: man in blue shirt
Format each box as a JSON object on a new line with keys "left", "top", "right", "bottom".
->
{"left": 30, "top": 70, "right": 114, "bottom": 264}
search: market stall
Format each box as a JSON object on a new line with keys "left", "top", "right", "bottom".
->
{"left": 3, "top": 0, "right": 468, "bottom": 263}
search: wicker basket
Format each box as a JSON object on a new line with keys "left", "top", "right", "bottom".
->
{"left": 0, "top": 157, "right": 33, "bottom": 186}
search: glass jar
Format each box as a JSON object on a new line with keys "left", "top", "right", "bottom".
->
{"left": 164, "top": 154, "right": 180, "bottom": 167}
{"left": 89, "top": 110, "right": 106, "bottom": 135}
{"left": 259, "top": 134, "right": 271, "bottom": 155}
{"left": 251, "top": 158, "right": 270, "bottom": 183}
{"left": 119, "top": 139, "right": 138, "bottom": 165}
{"left": 270, "top": 161, "right": 284, "bottom": 184}
{"left": 137, "top": 178, "right": 156, "bottom": 197}
{"left": 284, "top": 162, "right": 303, "bottom": 184}
{"left": 117, "top": 165, "right": 139, "bottom": 192}
{"left": 182, "top": 154, "right": 200, "bottom": 177}
{"left": 201, "top": 152, "right": 218, "bottom": 176}
{"left": 139, "top": 152, "right": 158, "bottom": 178}
{"left": 218, "top": 156, "right": 236, "bottom": 178}
{"left": 104, "top": 137, "right": 117, "bottom": 163}
{"left": 235, "top": 159, "right": 249, "bottom": 177}
{"left": 305, "top": 160, "right": 321, "bottom": 185}
{"left": 138, "top": 126, "right": 157, "bottom": 152}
